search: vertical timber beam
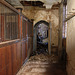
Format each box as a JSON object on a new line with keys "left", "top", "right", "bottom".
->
{"left": 33, "top": 27, "right": 37, "bottom": 51}
{"left": 58, "top": 0, "right": 66, "bottom": 60}
{"left": 48, "top": 22, "right": 52, "bottom": 55}
{"left": 58, "top": 2, "right": 63, "bottom": 60}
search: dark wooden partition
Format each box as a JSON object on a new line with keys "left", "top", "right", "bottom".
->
{"left": 0, "top": 1, "right": 33, "bottom": 75}
{"left": 21, "top": 17, "right": 27, "bottom": 64}
{"left": 0, "top": 40, "right": 21, "bottom": 75}
{"left": 27, "top": 21, "right": 33, "bottom": 57}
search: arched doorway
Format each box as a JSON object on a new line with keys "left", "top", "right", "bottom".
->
{"left": 33, "top": 20, "right": 49, "bottom": 54}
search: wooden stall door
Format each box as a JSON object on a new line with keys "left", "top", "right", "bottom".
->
{"left": 0, "top": 45, "right": 12, "bottom": 75}
{"left": 16, "top": 42, "right": 21, "bottom": 70}
{"left": 25, "top": 40, "right": 28, "bottom": 58}
{"left": 0, "top": 47, "right": 7, "bottom": 75}
{"left": 5, "top": 46, "right": 12, "bottom": 75}
{"left": 22, "top": 41, "right": 26, "bottom": 64}
{"left": 12, "top": 42, "right": 21, "bottom": 75}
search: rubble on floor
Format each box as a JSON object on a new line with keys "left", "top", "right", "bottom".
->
{"left": 16, "top": 54, "right": 67, "bottom": 75}
{"left": 31, "top": 49, "right": 48, "bottom": 56}
{"left": 29, "top": 53, "right": 58, "bottom": 63}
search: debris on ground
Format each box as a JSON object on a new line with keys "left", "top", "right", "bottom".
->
{"left": 16, "top": 54, "right": 67, "bottom": 75}
{"left": 31, "top": 49, "right": 48, "bottom": 56}
{"left": 29, "top": 53, "right": 58, "bottom": 64}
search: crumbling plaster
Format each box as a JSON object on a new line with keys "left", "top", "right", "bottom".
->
{"left": 6, "top": 0, "right": 61, "bottom": 9}
{"left": 22, "top": 9, "right": 59, "bottom": 46}
{"left": 21, "top": 0, "right": 61, "bottom": 9}
{"left": 22, "top": 9, "right": 59, "bottom": 25}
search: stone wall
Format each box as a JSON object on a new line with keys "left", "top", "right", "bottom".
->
{"left": 66, "top": 0, "right": 75, "bottom": 75}
{"left": 22, "top": 9, "right": 59, "bottom": 46}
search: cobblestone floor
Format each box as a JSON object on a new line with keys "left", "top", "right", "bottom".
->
{"left": 16, "top": 54, "right": 67, "bottom": 75}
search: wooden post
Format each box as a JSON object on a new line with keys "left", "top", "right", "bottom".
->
{"left": 48, "top": 22, "right": 52, "bottom": 55}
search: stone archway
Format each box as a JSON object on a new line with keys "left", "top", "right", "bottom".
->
{"left": 34, "top": 20, "right": 49, "bottom": 27}
{"left": 33, "top": 20, "right": 51, "bottom": 54}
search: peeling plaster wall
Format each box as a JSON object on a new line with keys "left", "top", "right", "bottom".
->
{"left": 22, "top": 9, "right": 59, "bottom": 46}
{"left": 33, "top": 10, "right": 51, "bottom": 25}
{"left": 5, "top": 0, "right": 61, "bottom": 9}
{"left": 66, "top": 0, "right": 75, "bottom": 75}
{"left": 22, "top": 9, "right": 35, "bottom": 19}
{"left": 50, "top": 10, "right": 59, "bottom": 46}
{"left": 35, "top": 9, "right": 59, "bottom": 46}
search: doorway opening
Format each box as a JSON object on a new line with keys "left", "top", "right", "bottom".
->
{"left": 33, "top": 20, "right": 49, "bottom": 55}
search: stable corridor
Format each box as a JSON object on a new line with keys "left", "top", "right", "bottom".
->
{"left": 16, "top": 54, "right": 67, "bottom": 75}
{"left": 0, "top": 0, "right": 75, "bottom": 75}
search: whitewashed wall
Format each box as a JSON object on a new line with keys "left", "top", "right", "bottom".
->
{"left": 66, "top": 0, "right": 75, "bottom": 75}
